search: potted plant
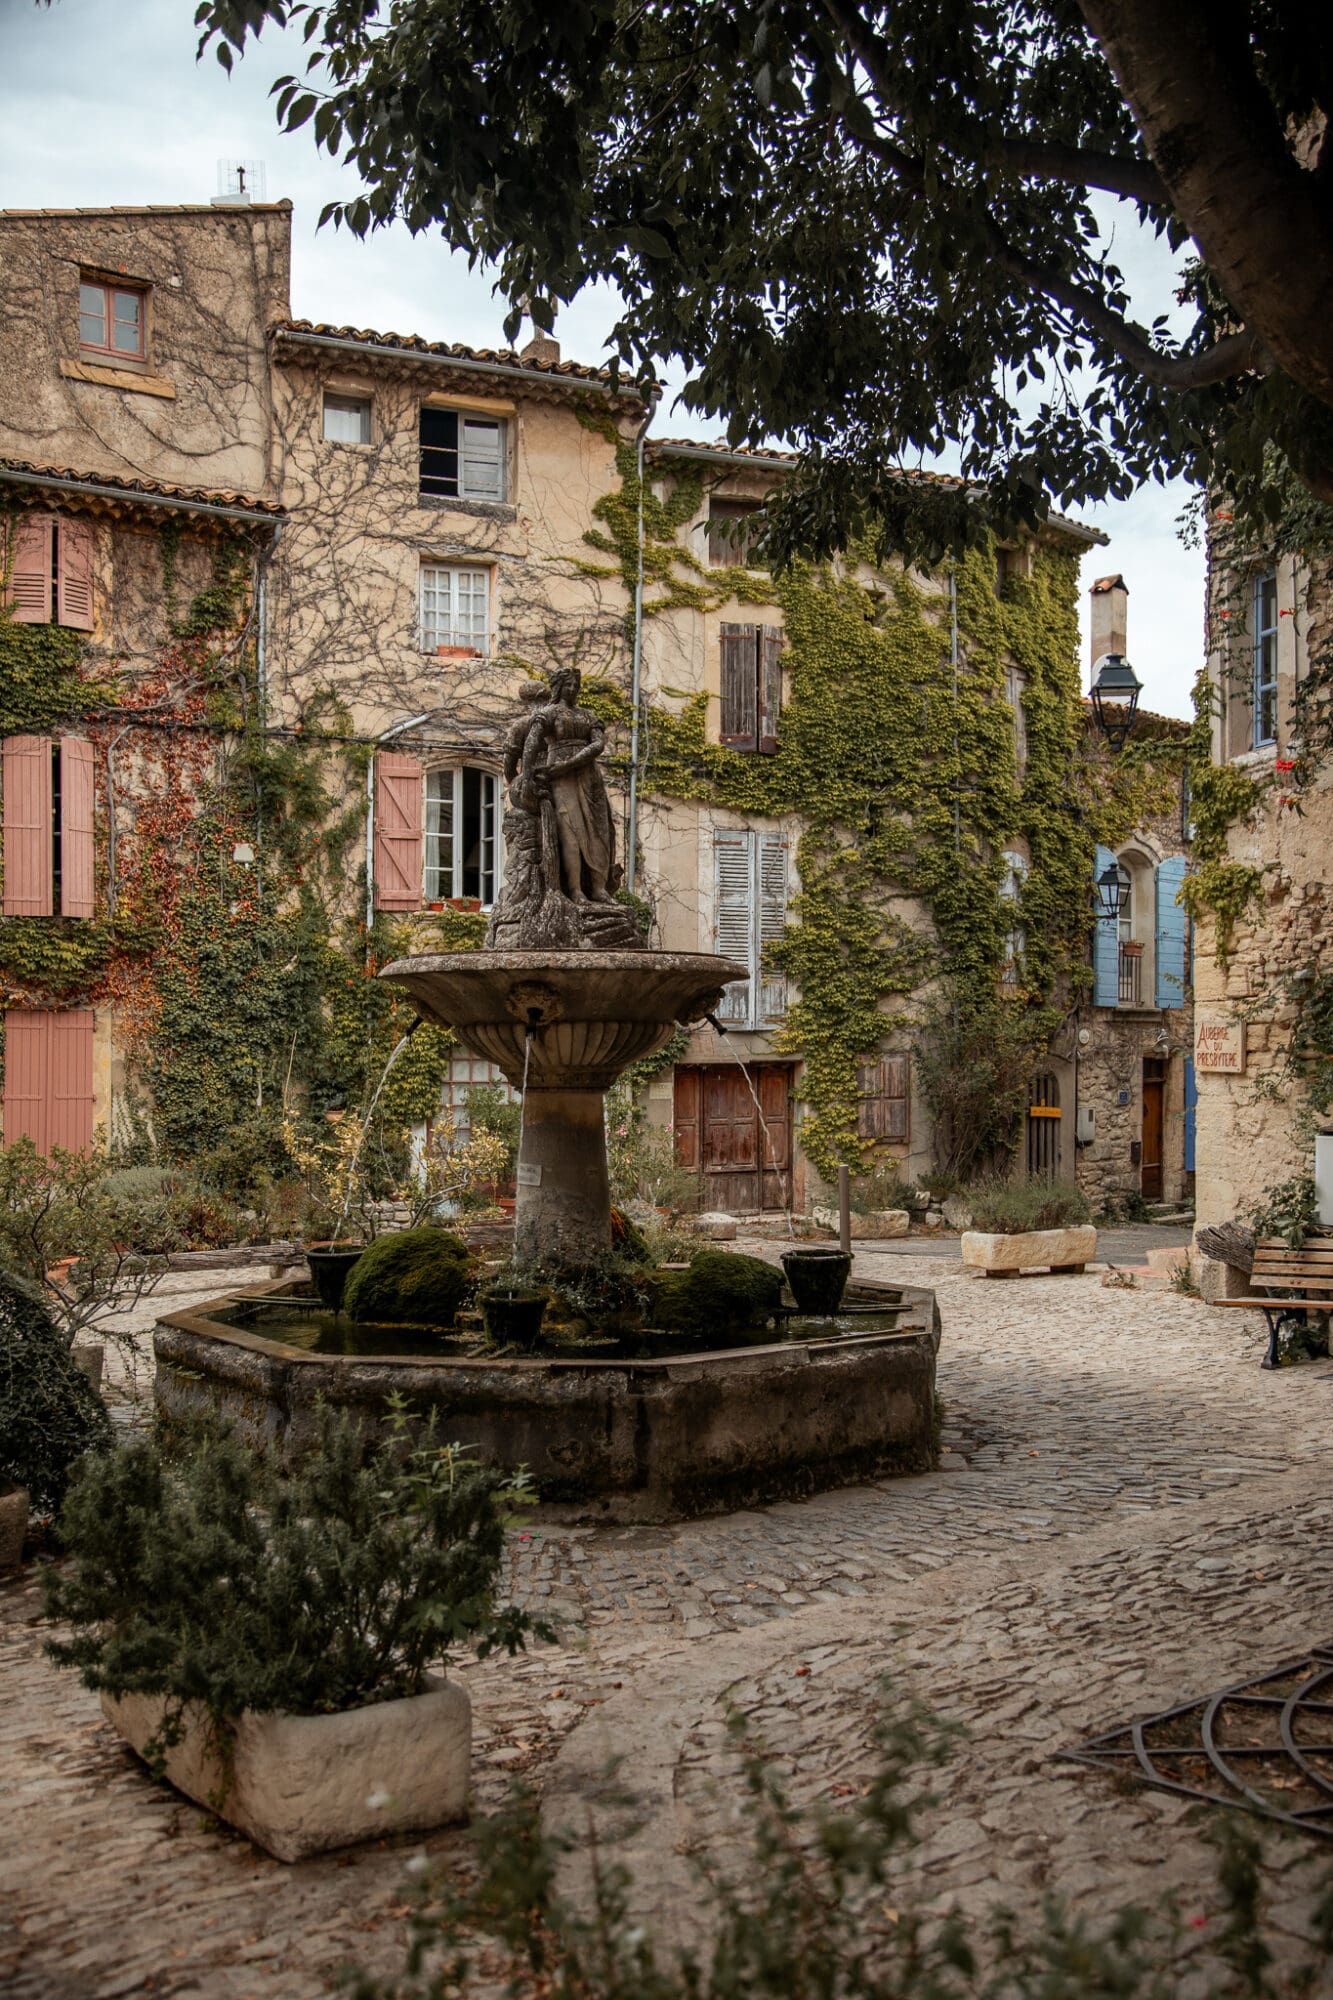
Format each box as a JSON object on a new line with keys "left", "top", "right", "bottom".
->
{"left": 43, "top": 1407, "right": 550, "bottom": 1862}
{"left": 0, "top": 1270, "right": 112, "bottom": 1568}
{"left": 283, "top": 1113, "right": 374, "bottom": 1307}
{"left": 479, "top": 1274, "right": 550, "bottom": 1346}
{"left": 959, "top": 1178, "right": 1097, "bottom": 1278}
{"left": 781, "top": 1246, "right": 853, "bottom": 1315}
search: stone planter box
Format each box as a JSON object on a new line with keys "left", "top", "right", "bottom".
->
{"left": 961, "top": 1225, "right": 1098, "bottom": 1277}
{"left": 102, "top": 1674, "right": 471, "bottom": 1862}
{"left": 0, "top": 1484, "right": 28, "bottom": 1568}
{"left": 810, "top": 1206, "right": 910, "bottom": 1239}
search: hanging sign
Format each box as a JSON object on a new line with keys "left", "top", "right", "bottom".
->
{"left": 1194, "top": 1016, "right": 1246, "bottom": 1074}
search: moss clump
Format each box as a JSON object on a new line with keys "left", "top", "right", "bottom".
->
{"left": 646, "top": 1250, "right": 784, "bottom": 1342}
{"left": 343, "top": 1228, "right": 474, "bottom": 1326}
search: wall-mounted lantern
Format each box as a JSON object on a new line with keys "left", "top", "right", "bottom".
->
{"left": 1089, "top": 652, "right": 1142, "bottom": 752}
{"left": 1096, "top": 861, "right": 1127, "bottom": 922}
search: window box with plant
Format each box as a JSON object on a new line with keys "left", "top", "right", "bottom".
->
{"left": 43, "top": 1407, "right": 549, "bottom": 1862}
{"left": 959, "top": 1179, "right": 1097, "bottom": 1278}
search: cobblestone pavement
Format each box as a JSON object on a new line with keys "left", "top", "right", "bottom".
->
{"left": 6, "top": 1252, "right": 1333, "bottom": 1996}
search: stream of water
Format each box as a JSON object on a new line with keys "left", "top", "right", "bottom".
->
{"left": 336, "top": 1027, "right": 416, "bottom": 1235}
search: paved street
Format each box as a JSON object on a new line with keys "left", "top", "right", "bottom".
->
{"left": 6, "top": 1247, "right": 1333, "bottom": 1996}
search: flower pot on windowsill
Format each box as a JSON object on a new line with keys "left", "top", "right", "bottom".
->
{"left": 1120, "top": 941, "right": 1144, "bottom": 958}
{"left": 102, "top": 1676, "right": 471, "bottom": 1863}
{"left": 427, "top": 899, "right": 446, "bottom": 912}
{"left": 436, "top": 645, "right": 480, "bottom": 661}
{"left": 447, "top": 897, "right": 482, "bottom": 913}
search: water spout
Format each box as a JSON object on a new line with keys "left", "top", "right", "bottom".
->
{"left": 336, "top": 1020, "right": 420, "bottom": 1236}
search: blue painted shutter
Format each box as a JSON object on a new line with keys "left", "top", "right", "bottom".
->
{"left": 1093, "top": 845, "right": 1119, "bottom": 1006}
{"left": 1183, "top": 1058, "right": 1197, "bottom": 1174}
{"left": 1155, "top": 854, "right": 1188, "bottom": 1008}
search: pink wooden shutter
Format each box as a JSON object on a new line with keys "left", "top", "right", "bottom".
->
{"left": 56, "top": 518, "right": 96, "bottom": 631}
{"left": 2, "top": 1012, "right": 48, "bottom": 1151}
{"left": 5, "top": 514, "right": 53, "bottom": 624}
{"left": 373, "top": 754, "right": 424, "bottom": 911}
{"left": 60, "top": 737, "right": 96, "bottom": 918}
{"left": 719, "top": 624, "right": 758, "bottom": 749}
{"left": 3, "top": 735, "right": 54, "bottom": 916}
{"left": 759, "top": 626, "right": 783, "bottom": 753}
{"left": 49, "top": 1010, "right": 95, "bottom": 1152}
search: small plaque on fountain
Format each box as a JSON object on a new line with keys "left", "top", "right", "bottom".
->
{"left": 516, "top": 1162, "right": 543, "bottom": 1187}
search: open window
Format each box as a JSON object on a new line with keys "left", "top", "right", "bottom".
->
{"left": 425, "top": 766, "right": 503, "bottom": 907}
{"left": 419, "top": 408, "right": 508, "bottom": 501}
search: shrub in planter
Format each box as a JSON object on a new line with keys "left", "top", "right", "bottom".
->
{"left": 0, "top": 1272, "right": 111, "bottom": 1514}
{"left": 343, "top": 1226, "right": 474, "bottom": 1325}
{"left": 646, "top": 1250, "right": 783, "bottom": 1342}
{"left": 44, "top": 1407, "right": 550, "bottom": 1859}
{"left": 964, "top": 1178, "right": 1092, "bottom": 1234}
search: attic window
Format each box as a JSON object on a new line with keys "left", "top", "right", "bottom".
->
{"left": 420, "top": 408, "right": 507, "bottom": 501}
{"left": 79, "top": 278, "right": 147, "bottom": 361}
{"left": 323, "top": 393, "right": 371, "bottom": 444}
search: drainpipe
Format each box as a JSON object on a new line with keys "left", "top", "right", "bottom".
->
{"left": 365, "top": 712, "right": 431, "bottom": 951}
{"left": 949, "top": 568, "right": 961, "bottom": 1034}
{"left": 625, "top": 391, "right": 660, "bottom": 895}
{"left": 253, "top": 522, "right": 281, "bottom": 912}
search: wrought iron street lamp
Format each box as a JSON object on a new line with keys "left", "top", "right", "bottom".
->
{"left": 1089, "top": 652, "right": 1143, "bottom": 752}
{"left": 1096, "top": 861, "right": 1127, "bottom": 922}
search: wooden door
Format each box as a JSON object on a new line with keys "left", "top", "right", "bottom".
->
{"left": 1026, "top": 1072, "right": 1061, "bottom": 1183}
{"left": 674, "top": 1064, "right": 793, "bottom": 1212}
{"left": 1141, "top": 1057, "right": 1165, "bottom": 1201}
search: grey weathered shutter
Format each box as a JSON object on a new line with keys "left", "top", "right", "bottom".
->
{"left": 719, "top": 623, "right": 758, "bottom": 749}
{"left": 759, "top": 626, "right": 783, "bottom": 753}
{"left": 857, "top": 1054, "right": 909, "bottom": 1142}
{"left": 758, "top": 834, "right": 788, "bottom": 1021}
{"left": 713, "top": 830, "right": 755, "bottom": 1022}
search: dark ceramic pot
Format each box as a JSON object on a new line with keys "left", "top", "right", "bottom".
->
{"left": 781, "top": 1247, "right": 852, "bottom": 1317}
{"left": 481, "top": 1288, "right": 548, "bottom": 1347}
{"left": 305, "top": 1242, "right": 364, "bottom": 1311}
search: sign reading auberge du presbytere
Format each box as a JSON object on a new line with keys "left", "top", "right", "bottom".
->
{"left": 1194, "top": 1016, "right": 1246, "bottom": 1074}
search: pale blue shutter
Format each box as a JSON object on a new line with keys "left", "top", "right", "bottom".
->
{"left": 1093, "top": 845, "right": 1119, "bottom": 1007}
{"left": 1155, "top": 854, "right": 1188, "bottom": 1008}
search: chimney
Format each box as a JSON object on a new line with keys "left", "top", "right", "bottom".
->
{"left": 1089, "top": 573, "right": 1128, "bottom": 672}
{"left": 520, "top": 328, "right": 561, "bottom": 365}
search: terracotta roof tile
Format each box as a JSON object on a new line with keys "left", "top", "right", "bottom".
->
{"left": 0, "top": 457, "right": 282, "bottom": 519}
{"left": 0, "top": 203, "right": 291, "bottom": 218}
{"left": 272, "top": 317, "right": 645, "bottom": 394}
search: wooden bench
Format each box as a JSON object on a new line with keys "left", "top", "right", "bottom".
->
{"left": 1216, "top": 1235, "right": 1333, "bottom": 1368}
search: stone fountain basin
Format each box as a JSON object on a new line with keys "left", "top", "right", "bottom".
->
{"left": 152, "top": 1279, "right": 942, "bottom": 1524}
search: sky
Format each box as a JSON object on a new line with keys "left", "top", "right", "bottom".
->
{"left": 2, "top": 0, "right": 1203, "bottom": 718}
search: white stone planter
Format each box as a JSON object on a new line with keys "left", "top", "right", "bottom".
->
{"left": 811, "top": 1206, "right": 910, "bottom": 1240}
{"left": 0, "top": 1484, "right": 29, "bottom": 1568}
{"left": 103, "top": 1673, "right": 471, "bottom": 1862}
{"left": 961, "top": 1225, "right": 1098, "bottom": 1277}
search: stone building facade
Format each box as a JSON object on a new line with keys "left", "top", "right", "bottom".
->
{"left": 1191, "top": 539, "right": 1333, "bottom": 1251}
{"left": 0, "top": 196, "right": 1185, "bottom": 1216}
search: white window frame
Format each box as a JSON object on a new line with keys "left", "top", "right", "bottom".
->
{"left": 323, "top": 392, "right": 372, "bottom": 445}
{"left": 999, "top": 850, "right": 1027, "bottom": 988}
{"left": 1252, "top": 569, "right": 1278, "bottom": 748}
{"left": 713, "top": 828, "right": 788, "bottom": 1029}
{"left": 424, "top": 765, "right": 503, "bottom": 906}
{"left": 419, "top": 563, "right": 490, "bottom": 654}
{"left": 420, "top": 407, "right": 509, "bottom": 502}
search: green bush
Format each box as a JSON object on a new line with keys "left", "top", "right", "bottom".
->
{"left": 646, "top": 1250, "right": 783, "bottom": 1341}
{"left": 343, "top": 1226, "right": 474, "bottom": 1325}
{"left": 0, "top": 1273, "right": 112, "bottom": 1511}
{"left": 44, "top": 1406, "right": 549, "bottom": 1773}
{"left": 965, "top": 1177, "right": 1091, "bottom": 1234}
{"left": 463, "top": 1083, "right": 522, "bottom": 1176}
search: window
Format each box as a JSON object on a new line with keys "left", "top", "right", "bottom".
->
{"left": 857, "top": 1053, "right": 909, "bottom": 1144}
{"left": 419, "top": 408, "right": 507, "bottom": 501}
{"left": 323, "top": 393, "right": 371, "bottom": 444}
{"left": 1005, "top": 666, "right": 1028, "bottom": 779}
{"left": 713, "top": 829, "right": 788, "bottom": 1027}
{"left": 425, "top": 767, "right": 502, "bottom": 905}
{"left": 708, "top": 502, "right": 765, "bottom": 568}
{"left": 719, "top": 622, "right": 783, "bottom": 752}
{"left": 1253, "top": 570, "right": 1278, "bottom": 747}
{"left": 3, "top": 514, "right": 94, "bottom": 631}
{"left": 420, "top": 564, "right": 490, "bottom": 654}
{"left": 999, "top": 850, "right": 1027, "bottom": 988}
{"left": 79, "top": 278, "right": 146, "bottom": 361}
{"left": 432, "top": 1053, "right": 517, "bottom": 1139}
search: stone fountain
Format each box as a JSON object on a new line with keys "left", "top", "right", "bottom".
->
{"left": 380, "top": 668, "right": 744, "bottom": 1266}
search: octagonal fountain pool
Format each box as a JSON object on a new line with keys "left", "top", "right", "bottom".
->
{"left": 152, "top": 1274, "right": 941, "bottom": 1523}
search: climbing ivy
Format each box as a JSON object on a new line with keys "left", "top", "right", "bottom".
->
{"left": 1177, "top": 668, "right": 1266, "bottom": 963}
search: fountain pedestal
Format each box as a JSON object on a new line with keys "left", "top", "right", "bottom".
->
{"left": 380, "top": 950, "right": 744, "bottom": 1265}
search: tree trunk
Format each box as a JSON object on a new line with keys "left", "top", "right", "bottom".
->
{"left": 1078, "top": 0, "right": 1333, "bottom": 415}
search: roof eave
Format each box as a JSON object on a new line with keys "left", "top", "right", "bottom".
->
{"left": 271, "top": 325, "right": 648, "bottom": 407}
{"left": 0, "top": 465, "right": 284, "bottom": 528}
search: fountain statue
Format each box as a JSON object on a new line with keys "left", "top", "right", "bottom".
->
{"left": 381, "top": 670, "right": 745, "bottom": 1265}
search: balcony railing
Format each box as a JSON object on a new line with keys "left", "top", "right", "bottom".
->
{"left": 1118, "top": 946, "right": 1142, "bottom": 1005}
